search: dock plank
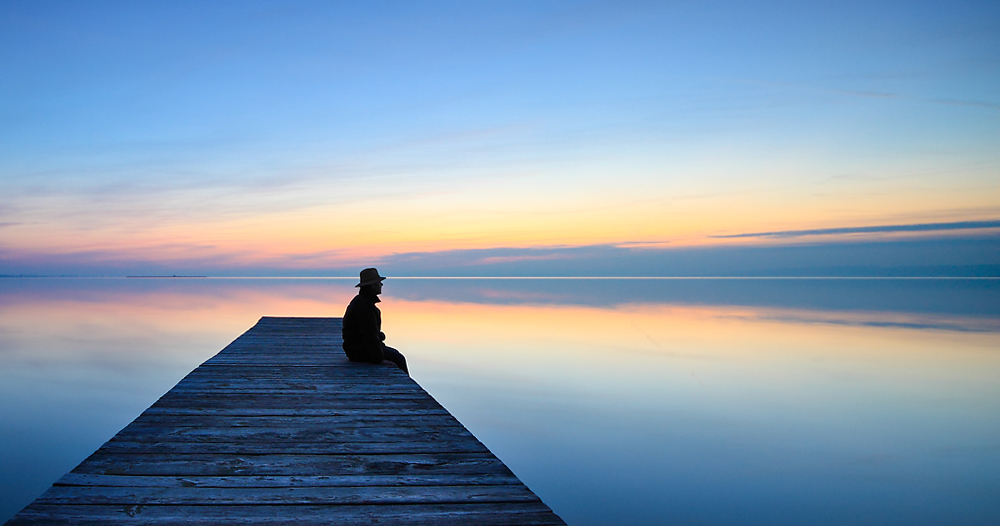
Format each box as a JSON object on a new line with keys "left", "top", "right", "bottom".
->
{"left": 70, "top": 453, "right": 513, "bottom": 476}
{"left": 34, "top": 484, "right": 542, "bottom": 505}
{"left": 5, "top": 317, "right": 565, "bottom": 525}
{"left": 55, "top": 473, "right": 523, "bottom": 487}
{"left": 9, "top": 503, "right": 563, "bottom": 526}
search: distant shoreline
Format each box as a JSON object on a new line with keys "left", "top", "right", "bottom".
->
{"left": 125, "top": 275, "right": 208, "bottom": 279}
{"left": 1, "top": 275, "right": 998, "bottom": 280}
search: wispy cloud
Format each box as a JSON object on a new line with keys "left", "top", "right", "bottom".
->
{"left": 830, "top": 89, "right": 900, "bottom": 99}
{"left": 473, "top": 253, "right": 574, "bottom": 266}
{"left": 734, "top": 312, "right": 1000, "bottom": 334}
{"left": 714, "top": 220, "right": 1000, "bottom": 239}
{"left": 724, "top": 78, "right": 1000, "bottom": 111}
{"left": 614, "top": 240, "right": 672, "bottom": 249}
{"left": 3, "top": 233, "right": 999, "bottom": 277}
{"left": 931, "top": 98, "right": 1000, "bottom": 111}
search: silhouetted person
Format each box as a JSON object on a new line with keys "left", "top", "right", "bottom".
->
{"left": 342, "top": 268, "right": 408, "bottom": 374}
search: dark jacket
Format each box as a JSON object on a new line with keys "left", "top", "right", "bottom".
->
{"left": 342, "top": 290, "right": 386, "bottom": 363}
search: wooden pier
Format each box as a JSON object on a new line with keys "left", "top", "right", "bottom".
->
{"left": 7, "top": 317, "right": 565, "bottom": 525}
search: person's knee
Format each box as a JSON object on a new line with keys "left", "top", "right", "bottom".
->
{"left": 383, "top": 347, "right": 408, "bottom": 374}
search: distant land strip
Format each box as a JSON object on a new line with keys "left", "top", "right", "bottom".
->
{"left": 714, "top": 220, "right": 1000, "bottom": 239}
{"left": 125, "top": 275, "right": 208, "bottom": 278}
{"left": 137, "top": 276, "right": 1000, "bottom": 280}
{"left": 2, "top": 275, "right": 998, "bottom": 280}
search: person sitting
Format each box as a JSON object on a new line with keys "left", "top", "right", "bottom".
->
{"left": 341, "top": 267, "right": 408, "bottom": 374}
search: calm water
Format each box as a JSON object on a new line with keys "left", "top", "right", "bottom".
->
{"left": 1, "top": 277, "right": 998, "bottom": 525}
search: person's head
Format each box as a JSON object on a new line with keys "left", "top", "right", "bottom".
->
{"left": 356, "top": 267, "right": 386, "bottom": 296}
{"left": 361, "top": 281, "right": 382, "bottom": 296}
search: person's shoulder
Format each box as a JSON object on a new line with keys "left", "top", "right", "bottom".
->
{"left": 344, "top": 294, "right": 360, "bottom": 311}
{"left": 347, "top": 293, "right": 375, "bottom": 308}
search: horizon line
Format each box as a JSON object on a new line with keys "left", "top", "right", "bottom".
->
{"left": 3, "top": 275, "right": 999, "bottom": 280}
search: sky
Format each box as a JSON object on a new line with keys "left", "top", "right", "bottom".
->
{"left": 1, "top": 0, "right": 999, "bottom": 276}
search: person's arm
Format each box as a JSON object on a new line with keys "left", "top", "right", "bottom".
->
{"left": 359, "top": 305, "right": 385, "bottom": 363}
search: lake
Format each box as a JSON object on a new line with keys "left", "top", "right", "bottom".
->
{"left": 1, "top": 277, "right": 998, "bottom": 525}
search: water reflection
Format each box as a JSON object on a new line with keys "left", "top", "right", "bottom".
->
{"left": 388, "top": 277, "right": 1000, "bottom": 318}
{"left": 1, "top": 278, "right": 998, "bottom": 525}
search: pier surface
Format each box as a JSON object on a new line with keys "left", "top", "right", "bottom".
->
{"left": 7, "top": 317, "right": 565, "bottom": 525}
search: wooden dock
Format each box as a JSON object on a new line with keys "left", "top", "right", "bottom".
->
{"left": 7, "top": 317, "right": 566, "bottom": 525}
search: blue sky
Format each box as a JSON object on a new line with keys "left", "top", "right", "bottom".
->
{"left": 1, "top": 1, "right": 999, "bottom": 276}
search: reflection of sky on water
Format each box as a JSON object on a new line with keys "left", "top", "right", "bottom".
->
{"left": 389, "top": 277, "right": 1000, "bottom": 318}
{"left": 1, "top": 278, "right": 998, "bottom": 525}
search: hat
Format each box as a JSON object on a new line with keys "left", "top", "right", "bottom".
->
{"left": 356, "top": 267, "right": 387, "bottom": 287}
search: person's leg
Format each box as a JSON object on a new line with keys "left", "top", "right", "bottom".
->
{"left": 382, "top": 346, "right": 408, "bottom": 374}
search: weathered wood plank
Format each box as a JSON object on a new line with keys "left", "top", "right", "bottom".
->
{"left": 167, "top": 385, "right": 428, "bottom": 393}
{"left": 156, "top": 390, "right": 435, "bottom": 400}
{"left": 148, "top": 397, "right": 446, "bottom": 409}
{"left": 175, "top": 378, "right": 413, "bottom": 388}
{"left": 8, "top": 503, "right": 565, "bottom": 526}
{"left": 5, "top": 316, "right": 565, "bottom": 526}
{"left": 94, "top": 439, "right": 490, "bottom": 455}
{"left": 34, "top": 484, "right": 542, "bottom": 505}
{"left": 70, "top": 453, "right": 514, "bottom": 477}
{"left": 109, "top": 425, "right": 477, "bottom": 443}
{"left": 127, "top": 414, "right": 465, "bottom": 427}
{"left": 178, "top": 370, "right": 407, "bottom": 380}
{"left": 55, "top": 473, "right": 523, "bottom": 488}
{"left": 186, "top": 367, "right": 395, "bottom": 374}
{"left": 139, "top": 407, "right": 452, "bottom": 417}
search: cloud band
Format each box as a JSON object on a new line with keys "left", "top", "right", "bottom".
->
{"left": 714, "top": 220, "right": 1000, "bottom": 239}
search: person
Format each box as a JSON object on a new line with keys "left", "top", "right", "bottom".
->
{"left": 342, "top": 267, "right": 408, "bottom": 374}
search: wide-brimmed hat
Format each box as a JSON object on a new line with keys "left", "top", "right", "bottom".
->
{"left": 356, "top": 267, "right": 387, "bottom": 287}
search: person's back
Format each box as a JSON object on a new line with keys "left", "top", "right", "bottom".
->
{"left": 342, "top": 286, "right": 384, "bottom": 363}
{"left": 342, "top": 268, "right": 408, "bottom": 374}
